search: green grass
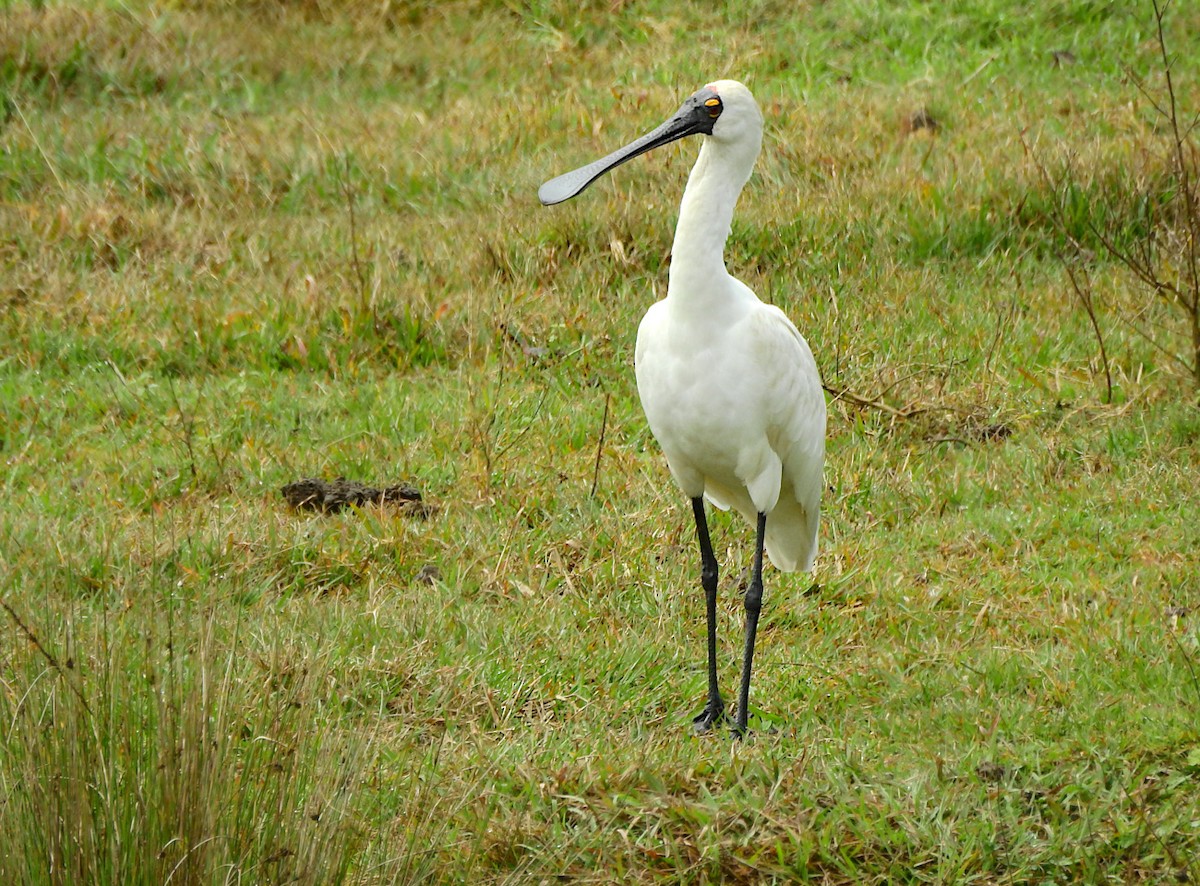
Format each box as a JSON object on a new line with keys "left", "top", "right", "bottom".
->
{"left": 3, "top": 0, "right": 1200, "bottom": 882}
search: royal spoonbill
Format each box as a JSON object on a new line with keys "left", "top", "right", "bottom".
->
{"left": 539, "top": 81, "right": 825, "bottom": 737}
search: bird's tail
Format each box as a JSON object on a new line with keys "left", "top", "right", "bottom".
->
{"left": 763, "top": 494, "right": 818, "bottom": 573}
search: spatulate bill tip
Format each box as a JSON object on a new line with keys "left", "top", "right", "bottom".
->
{"left": 537, "top": 173, "right": 586, "bottom": 206}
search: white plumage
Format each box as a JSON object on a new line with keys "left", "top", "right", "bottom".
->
{"left": 540, "top": 80, "right": 825, "bottom": 737}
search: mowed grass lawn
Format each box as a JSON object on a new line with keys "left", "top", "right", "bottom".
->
{"left": 3, "top": 0, "right": 1200, "bottom": 882}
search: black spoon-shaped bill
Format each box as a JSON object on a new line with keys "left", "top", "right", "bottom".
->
{"left": 538, "top": 88, "right": 722, "bottom": 206}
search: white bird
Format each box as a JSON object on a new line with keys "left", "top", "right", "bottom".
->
{"left": 539, "top": 80, "right": 825, "bottom": 737}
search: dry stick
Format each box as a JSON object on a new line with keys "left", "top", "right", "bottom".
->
{"left": 1079, "top": 189, "right": 1195, "bottom": 375}
{"left": 1062, "top": 258, "right": 1114, "bottom": 403}
{"left": 821, "top": 382, "right": 952, "bottom": 419}
{"left": 1118, "top": 0, "right": 1200, "bottom": 388}
{"left": 821, "top": 382, "right": 908, "bottom": 417}
{"left": 1079, "top": 217, "right": 1199, "bottom": 377}
{"left": 1153, "top": 0, "right": 1200, "bottom": 386}
{"left": 1, "top": 597, "right": 93, "bottom": 716}
{"left": 590, "top": 392, "right": 610, "bottom": 499}
{"left": 1018, "top": 131, "right": 1114, "bottom": 402}
{"left": 10, "top": 99, "right": 66, "bottom": 194}
{"left": 960, "top": 55, "right": 995, "bottom": 88}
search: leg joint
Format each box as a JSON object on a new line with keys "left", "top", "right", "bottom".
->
{"left": 744, "top": 580, "right": 763, "bottom": 615}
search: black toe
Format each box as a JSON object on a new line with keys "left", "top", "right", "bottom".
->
{"left": 692, "top": 700, "right": 726, "bottom": 734}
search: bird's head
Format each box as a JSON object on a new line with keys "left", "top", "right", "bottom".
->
{"left": 538, "top": 79, "right": 762, "bottom": 206}
{"left": 700, "top": 80, "right": 763, "bottom": 147}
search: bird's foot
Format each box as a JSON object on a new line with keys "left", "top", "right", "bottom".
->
{"left": 691, "top": 699, "right": 726, "bottom": 735}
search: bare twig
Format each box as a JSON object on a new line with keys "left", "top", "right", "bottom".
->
{"left": 1063, "top": 258, "right": 1114, "bottom": 402}
{"left": 822, "top": 382, "right": 909, "bottom": 417}
{"left": 590, "top": 392, "right": 610, "bottom": 499}
{"left": 1125, "top": 0, "right": 1200, "bottom": 387}
{"left": 1020, "top": 132, "right": 1114, "bottom": 402}
{"left": 960, "top": 56, "right": 995, "bottom": 88}
{"left": 1022, "top": 1, "right": 1199, "bottom": 394}
{"left": 1152, "top": 0, "right": 1200, "bottom": 319}
{"left": 1, "top": 598, "right": 92, "bottom": 715}
{"left": 821, "top": 382, "right": 958, "bottom": 420}
{"left": 10, "top": 98, "right": 66, "bottom": 194}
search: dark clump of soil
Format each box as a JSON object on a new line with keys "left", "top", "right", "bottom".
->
{"left": 414, "top": 564, "right": 442, "bottom": 585}
{"left": 904, "top": 107, "right": 938, "bottom": 134}
{"left": 975, "top": 761, "right": 1009, "bottom": 783}
{"left": 281, "top": 477, "right": 432, "bottom": 516}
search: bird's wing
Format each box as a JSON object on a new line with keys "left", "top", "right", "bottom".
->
{"left": 752, "top": 303, "right": 827, "bottom": 513}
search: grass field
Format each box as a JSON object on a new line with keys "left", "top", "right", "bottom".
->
{"left": 3, "top": 0, "right": 1200, "bottom": 882}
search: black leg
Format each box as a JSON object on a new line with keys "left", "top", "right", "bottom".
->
{"left": 690, "top": 496, "right": 725, "bottom": 733}
{"left": 733, "top": 512, "right": 767, "bottom": 738}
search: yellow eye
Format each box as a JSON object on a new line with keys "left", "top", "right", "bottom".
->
{"left": 704, "top": 97, "right": 722, "bottom": 118}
